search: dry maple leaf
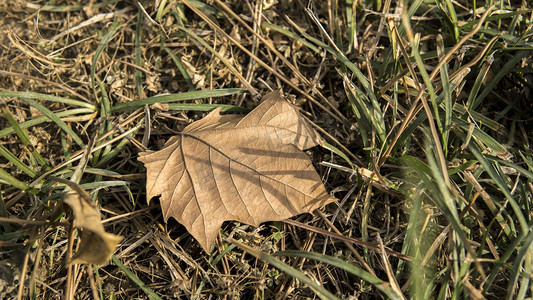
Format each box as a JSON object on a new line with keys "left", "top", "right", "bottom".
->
{"left": 139, "top": 91, "right": 336, "bottom": 251}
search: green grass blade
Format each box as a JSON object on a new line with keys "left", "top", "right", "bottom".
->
{"left": 0, "top": 91, "right": 95, "bottom": 110}
{"left": 459, "top": 9, "right": 533, "bottom": 30}
{"left": 411, "top": 36, "right": 440, "bottom": 131}
{"left": 505, "top": 227, "right": 533, "bottom": 299}
{"left": 400, "top": 187, "right": 431, "bottom": 299}
{"left": 515, "top": 242, "right": 532, "bottom": 300}
{"left": 403, "top": 137, "right": 485, "bottom": 297}
{"left": 167, "top": 103, "right": 248, "bottom": 112}
{"left": 343, "top": 83, "right": 370, "bottom": 147}
{"left": 468, "top": 143, "right": 528, "bottom": 235}
{"left": 484, "top": 232, "right": 526, "bottom": 290}
{"left": 320, "top": 140, "right": 355, "bottom": 168}
{"left": 1, "top": 105, "right": 49, "bottom": 169}
{"left": 452, "top": 117, "right": 507, "bottom": 154}
{"left": 396, "top": 0, "right": 424, "bottom": 37}
{"left": 0, "top": 188, "right": 11, "bottom": 232}
{"left": 342, "top": 74, "right": 385, "bottom": 147}
{"left": 0, "top": 144, "right": 37, "bottom": 178}
{"left": 2, "top": 106, "right": 34, "bottom": 147}
{"left": 465, "top": 59, "right": 493, "bottom": 111}
{"left": 96, "top": 117, "right": 144, "bottom": 168}
{"left": 229, "top": 239, "right": 339, "bottom": 300}
{"left": 287, "top": 22, "right": 385, "bottom": 142}
{"left": 135, "top": 7, "right": 144, "bottom": 97}
{"left": 60, "top": 131, "right": 72, "bottom": 169}
{"left": 110, "top": 88, "right": 246, "bottom": 112}
{"left": 95, "top": 138, "right": 133, "bottom": 168}
{"left": 400, "top": 155, "right": 432, "bottom": 178}
{"left": 442, "top": 0, "right": 460, "bottom": 41}
{"left": 79, "top": 180, "right": 130, "bottom": 191}
{"left": 477, "top": 28, "right": 531, "bottom": 46}
{"left": 275, "top": 250, "right": 403, "bottom": 300}
{"left": 94, "top": 266, "right": 104, "bottom": 300}
{"left": 27, "top": 0, "right": 119, "bottom": 12}
{"left": 112, "top": 255, "right": 162, "bottom": 300}
{"left": 91, "top": 19, "right": 122, "bottom": 90}
{"left": 187, "top": 0, "right": 219, "bottom": 16}
{"left": 345, "top": 0, "right": 356, "bottom": 53}
{"left": 0, "top": 168, "right": 40, "bottom": 195}
{"left": 471, "top": 50, "right": 529, "bottom": 110}
{"left": 0, "top": 108, "right": 95, "bottom": 139}
{"left": 82, "top": 168, "right": 127, "bottom": 178}
{"left": 492, "top": 157, "right": 533, "bottom": 182}
{"left": 19, "top": 98, "right": 85, "bottom": 147}
{"left": 425, "top": 140, "right": 461, "bottom": 230}
{"left": 98, "top": 80, "right": 112, "bottom": 119}
{"left": 261, "top": 22, "right": 322, "bottom": 54}
{"left": 92, "top": 80, "right": 113, "bottom": 164}
{"left": 155, "top": 0, "right": 169, "bottom": 21}
{"left": 163, "top": 47, "right": 196, "bottom": 91}
{"left": 452, "top": 103, "right": 501, "bottom": 132}
{"left": 436, "top": 35, "right": 452, "bottom": 155}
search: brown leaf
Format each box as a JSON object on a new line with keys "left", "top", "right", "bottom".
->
{"left": 138, "top": 91, "right": 336, "bottom": 251}
{"left": 63, "top": 190, "right": 123, "bottom": 265}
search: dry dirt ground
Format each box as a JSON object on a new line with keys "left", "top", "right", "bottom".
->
{"left": 1, "top": 0, "right": 532, "bottom": 299}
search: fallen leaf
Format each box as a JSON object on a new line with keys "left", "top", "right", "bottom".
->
{"left": 63, "top": 190, "right": 123, "bottom": 265}
{"left": 139, "top": 91, "right": 336, "bottom": 251}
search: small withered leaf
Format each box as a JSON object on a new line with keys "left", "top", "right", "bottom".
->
{"left": 63, "top": 190, "right": 123, "bottom": 265}
{"left": 138, "top": 90, "right": 336, "bottom": 251}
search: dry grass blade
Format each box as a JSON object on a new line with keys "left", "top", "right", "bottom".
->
{"left": 376, "top": 234, "right": 405, "bottom": 299}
